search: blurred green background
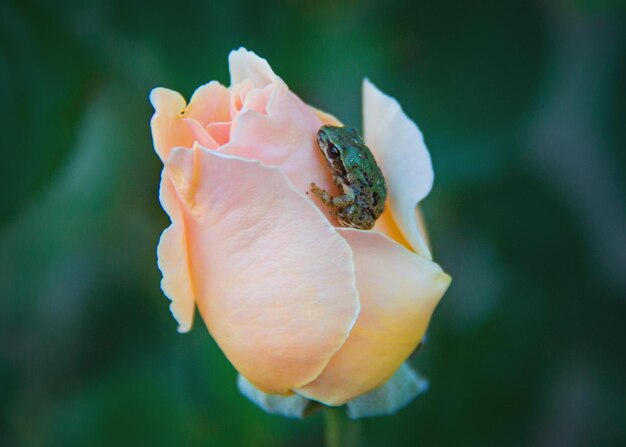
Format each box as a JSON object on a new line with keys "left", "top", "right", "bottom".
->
{"left": 1, "top": 0, "right": 625, "bottom": 446}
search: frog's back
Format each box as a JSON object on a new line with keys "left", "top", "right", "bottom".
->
{"left": 317, "top": 124, "right": 387, "bottom": 227}
{"left": 344, "top": 144, "right": 387, "bottom": 216}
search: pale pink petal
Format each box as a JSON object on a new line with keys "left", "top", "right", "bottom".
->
{"left": 228, "top": 47, "right": 283, "bottom": 88}
{"left": 229, "top": 80, "right": 255, "bottom": 119}
{"left": 185, "top": 81, "right": 230, "bottom": 125}
{"left": 220, "top": 84, "right": 341, "bottom": 224}
{"left": 206, "top": 122, "right": 231, "bottom": 146}
{"left": 161, "top": 146, "right": 360, "bottom": 394}
{"left": 243, "top": 84, "right": 274, "bottom": 114}
{"left": 296, "top": 229, "right": 450, "bottom": 405}
{"left": 183, "top": 118, "right": 219, "bottom": 149}
{"left": 157, "top": 170, "right": 196, "bottom": 333}
{"left": 363, "top": 79, "right": 434, "bottom": 259}
{"left": 150, "top": 82, "right": 229, "bottom": 160}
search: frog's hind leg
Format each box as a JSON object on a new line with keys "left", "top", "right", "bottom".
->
{"left": 310, "top": 182, "right": 355, "bottom": 209}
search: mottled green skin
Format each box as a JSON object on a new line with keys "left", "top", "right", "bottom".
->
{"left": 311, "top": 125, "right": 387, "bottom": 230}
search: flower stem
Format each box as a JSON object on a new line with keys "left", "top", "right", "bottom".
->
{"left": 324, "top": 407, "right": 361, "bottom": 447}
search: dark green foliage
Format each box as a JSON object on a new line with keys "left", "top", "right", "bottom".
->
{"left": 1, "top": 0, "right": 625, "bottom": 446}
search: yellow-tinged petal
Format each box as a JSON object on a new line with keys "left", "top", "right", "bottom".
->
{"left": 363, "top": 79, "right": 433, "bottom": 259}
{"left": 310, "top": 106, "right": 343, "bottom": 126}
{"left": 161, "top": 146, "right": 360, "bottom": 394}
{"left": 150, "top": 82, "right": 229, "bottom": 161}
{"left": 373, "top": 207, "right": 412, "bottom": 251}
{"left": 296, "top": 229, "right": 450, "bottom": 405}
{"left": 373, "top": 206, "right": 431, "bottom": 252}
{"left": 150, "top": 88, "right": 192, "bottom": 161}
{"left": 415, "top": 206, "right": 431, "bottom": 250}
{"left": 157, "top": 171, "right": 196, "bottom": 333}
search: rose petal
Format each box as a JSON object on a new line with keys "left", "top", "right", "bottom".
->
{"left": 243, "top": 84, "right": 274, "bottom": 114}
{"left": 229, "top": 80, "right": 255, "bottom": 119}
{"left": 363, "top": 79, "right": 434, "bottom": 259}
{"left": 150, "top": 82, "right": 229, "bottom": 161}
{"left": 373, "top": 207, "right": 430, "bottom": 252}
{"left": 373, "top": 208, "right": 411, "bottom": 251}
{"left": 345, "top": 363, "right": 429, "bottom": 419}
{"left": 150, "top": 88, "right": 192, "bottom": 161}
{"left": 220, "top": 84, "right": 341, "bottom": 224}
{"left": 161, "top": 146, "right": 360, "bottom": 394}
{"left": 206, "top": 122, "right": 231, "bottom": 146}
{"left": 238, "top": 375, "right": 312, "bottom": 419}
{"left": 415, "top": 206, "right": 431, "bottom": 250}
{"left": 157, "top": 171, "right": 196, "bottom": 333}
{"left": 183, "top": 118, "right": 219, "bottom": 149}
{"left": 222, "top": 85, "right": 318, "bottom": 166}
{"left": 229, "top": 47, "right": 283, "bottom": 88}
{"left": 310, "top": 106, "right": 343, "bottom": 127}
{"left": 185, "top": 81, "right": 230, "bottom": 125}
{"left": 296, "top": 229, "right": 450, "bottom": 405}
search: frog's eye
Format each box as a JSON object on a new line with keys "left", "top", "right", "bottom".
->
{"left": 327, "top": 145, "right": 340, "bottom": 159}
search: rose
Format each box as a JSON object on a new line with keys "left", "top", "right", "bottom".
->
{"left": 150, "top": 48, "right": 450, "bottom": 407}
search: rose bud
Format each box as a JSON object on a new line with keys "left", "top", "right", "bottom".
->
{"left": 150, "top": 48, "right": 450, "bottom": 417}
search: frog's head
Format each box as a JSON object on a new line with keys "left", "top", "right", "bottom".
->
{"left": 316, "top": 125, "right": 363, "bottom": 172}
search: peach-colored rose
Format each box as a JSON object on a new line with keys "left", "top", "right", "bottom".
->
{"left": 150, "top": 48, "right": 450, "bottom": 406}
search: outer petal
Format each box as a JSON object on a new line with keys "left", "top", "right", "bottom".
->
{"left": 157, "top": 171, "right": 196, "bottom": 333}
{"left": 220, "top": 85, "right": 340, "bottom": 223}
{"left": 363, "top": 79, "right": 433, "bottom": 259}
{"left": 228, "top": 47, "right": 283, "bottom": 88}
{"left": 346, "top": 363, "right": 429, "bottom": 419}
{"left": 161, "top": 146, "right": 360, "bottom": 394}
{"left": 237, "top": 375, "right": 311, "bottom": 419}
{"left": 150, "top": 88, "right": 192, "bottom": 161}
{"left": 296, "top": 229, "right": 450, "bottom": 405}
{"left": 150, "top": 82, "right": 229, "bottom": 161}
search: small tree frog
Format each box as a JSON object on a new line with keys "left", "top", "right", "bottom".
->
{"left": 311, "top": 125, "right": 387, "bottom": 230}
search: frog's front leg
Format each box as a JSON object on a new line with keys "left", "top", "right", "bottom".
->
{"left": 310, "top": 182, "right": 355, "bottom": 209}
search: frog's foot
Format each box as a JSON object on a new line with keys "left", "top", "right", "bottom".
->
{"left": 310, "top": 182, "right": 334, "bottom": 206}
{"left": 310, "top": 182, "right": 355, "bottom": 209}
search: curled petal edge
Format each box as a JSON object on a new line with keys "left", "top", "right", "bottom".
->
{"left": 363, "top": 78, "right": 434, "bottom": 259}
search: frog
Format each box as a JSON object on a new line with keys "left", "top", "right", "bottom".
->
{"left": 310, "top": 125, "right": 387, "bottom": 230}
